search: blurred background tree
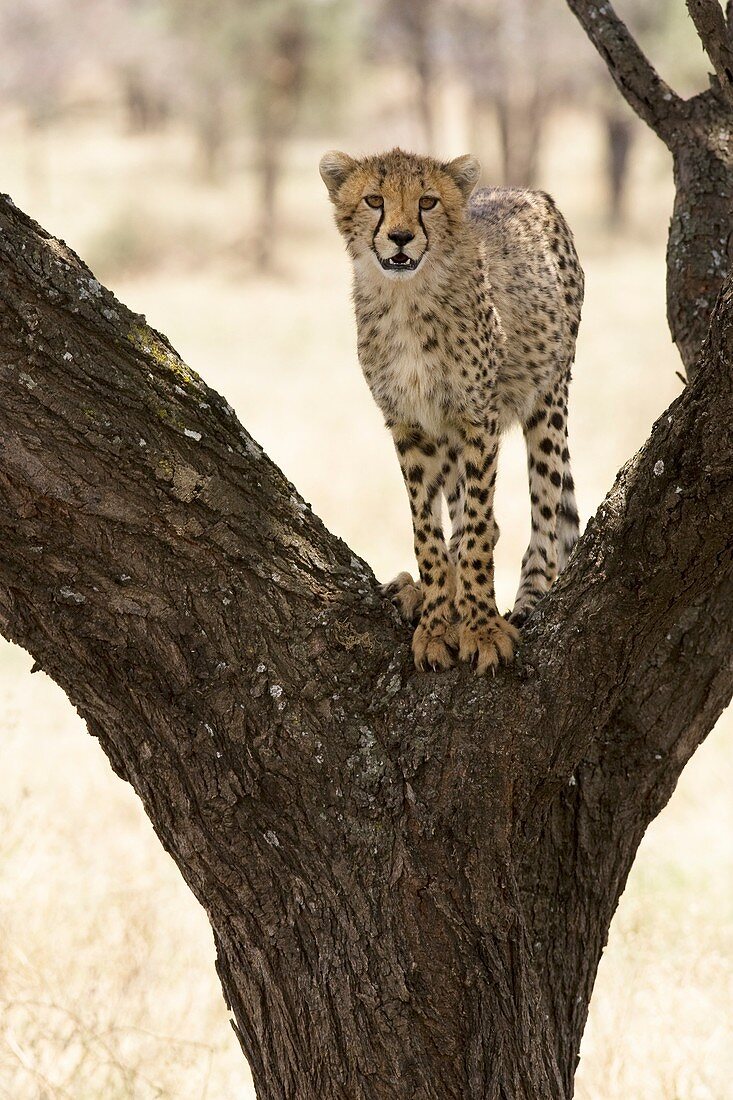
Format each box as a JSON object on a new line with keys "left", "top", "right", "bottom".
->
{"left": 168, "top": 0, "right": 357, "bottom": 268}
{"left": 371, "top": 0, "right": 440, "bottom": 149}
{"left": 0, "top": 0, "right": 707, "bottom": 258}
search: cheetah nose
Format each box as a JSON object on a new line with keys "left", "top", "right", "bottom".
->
{"left": 388, "top": 229, "right": 415, "bottom": 247}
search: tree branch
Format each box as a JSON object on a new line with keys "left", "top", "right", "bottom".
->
{"left": 687, "top": 0, "right": 733, "bottom": 108}
{"left": 570, "top": 1, "right": 733, "bottom": 376}
{"left": 565, "top": 0, "right": 684, "bottom": 141}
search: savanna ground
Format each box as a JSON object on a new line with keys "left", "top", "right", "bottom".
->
{"left": 0, "top": 100, "right": 731, "bottom": 1099}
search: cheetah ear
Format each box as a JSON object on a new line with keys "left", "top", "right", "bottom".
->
{"left": 319, "top": 150, "right": 357, "bottom": 200}
{"left": 446, "top": 154, "right": 481, "bottom": 199}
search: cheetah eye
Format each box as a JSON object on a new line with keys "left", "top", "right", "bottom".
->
{"left": 364, "top": 194, "right": 383, "bottom": 209}
{"left": 419, "top": 195, "right": 438, "bottom": 210}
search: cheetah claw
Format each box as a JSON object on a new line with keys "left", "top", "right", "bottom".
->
{"left": 412, "top": 615, "right": 459, "bottom": 672}
{"left": 458, "top": 616, "right": 520, "bottom": 675}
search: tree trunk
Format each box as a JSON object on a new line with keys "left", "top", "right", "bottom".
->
{"left": 251, "top": 12, "right": 307, "bottom": 272}
{"left": 495, "top": 0, "right": 547, "bottom": 189}
{"left": 391, "top": 0, "right": 437, "bottom": 151}
{"left": 410, "top": 0, "right": 436, "bottom": 150}
{"left": 0, "top": 169, "right": 731, "bottom": 1095}
{"left": 667, "top": 91, "right": 733, "bottom": 375}
{"left": 603, "top": 109, "right": 634, "bottom": 228}
{"left": 496, "top": 89, "right": 545, "bottom": 189}
{"left": 254, "top": 110, "right": 281, "bottom": 269}
{"left": 195, "top": 76, "right": 227, "bottom": 181}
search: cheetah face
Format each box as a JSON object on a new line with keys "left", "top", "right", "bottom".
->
{"left": 366, "top": 185, "right": 430, "bottom": 278}
{"left": 319, "top": 148, "right": 481, "bottom": 282}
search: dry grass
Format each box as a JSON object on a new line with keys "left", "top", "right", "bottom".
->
{"left": 0, "top": 106, "right": 730, "bottom": 1098}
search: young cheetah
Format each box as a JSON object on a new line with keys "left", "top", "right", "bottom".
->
{"left": 320, "top": 147, "right": 583, "bottom": 674}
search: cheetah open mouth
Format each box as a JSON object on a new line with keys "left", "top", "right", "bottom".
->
{"left": 380, "top": 252, "right": 421, "bottom": 272}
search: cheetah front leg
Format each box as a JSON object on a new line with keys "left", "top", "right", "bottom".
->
{"left": 389, "top": 424, "right": 458, "bottom": 671}
{"left": 382, "top": 438, "right": 465, "bottom": 623}
{"left": 454, "top": 415, "right": 519, "bottom": 674}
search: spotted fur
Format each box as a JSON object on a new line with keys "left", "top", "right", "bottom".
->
{"left": 320, "top": 147, "right": 583, "bottom": 673}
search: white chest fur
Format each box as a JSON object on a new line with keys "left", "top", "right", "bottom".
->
{"left": 382, "top": 333, "right": 446, "bottom": 434}
{"left": 357, "top": 290, "right": 457, "bottom": 435}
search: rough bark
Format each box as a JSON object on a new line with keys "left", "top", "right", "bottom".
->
{"left": 567, "top": 0, "right": 733, "bottom": 375}
{"left": 0, "top": 175, "right": 731, "bottom": 1098}
{"left": 686, "top": 0, "right": 733, "bottom": 109}
{"left": 666, "top": 90, "right": 733, "bottom": 377}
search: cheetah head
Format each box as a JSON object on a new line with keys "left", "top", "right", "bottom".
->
{"left": 319, "top": 147, "right": 480, "bottom": 281}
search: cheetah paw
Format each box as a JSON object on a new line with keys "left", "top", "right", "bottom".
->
{"left": 412, "top": 615, "right": 459, "bottom": 672}
{"left": 381, "top": 571, "right": 423, "bottom": 623}
{"left": 507, "top": 605, "right": 530, "bottom": 630}
{"left": 458, "top": 616, "right": 519, "bottom": 675}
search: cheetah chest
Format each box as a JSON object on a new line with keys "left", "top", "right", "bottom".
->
{"left": 359, "top": 311, "right": 458, "bottom": 435}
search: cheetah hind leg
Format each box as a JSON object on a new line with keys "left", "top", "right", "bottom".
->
{"left": 381, "top": 571, "right": 423, "bottom": 622}
{"left": 510, "top": 381, "right": 573, "bottom": 629}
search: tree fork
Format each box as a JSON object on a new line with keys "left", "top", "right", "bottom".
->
{"left": 0, "top": 184, "right": 731, "bottom": 1098}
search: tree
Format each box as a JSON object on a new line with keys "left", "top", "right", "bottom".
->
{"left": 593, "top": 1, "right": 688, "bottom": 230}
{"left": 374, "top": 0, "right": 439, "bottom": 150}
{"left": 0, "top": 0, "right": 104, "bottom": 200}
{"left": 169, "top": 0, "right": 350, "bottom": 267}
{"left": 446, "top": 0, "right": 624, "bottom": 199}
{"left": 446, "top": 0, "right": 553, "bottom": 188}
{"left": 567, "top": 0, "right": 733, "bottom": 373}
{"left": 0, "top": 11, "right": 731, "bottom": 1100}
{"left": 248, "top": 3, "right": 309, "bottom": 269}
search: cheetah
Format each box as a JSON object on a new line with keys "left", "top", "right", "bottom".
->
{"left": 320, "top": 147, "right": 583, "bottom": 673}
